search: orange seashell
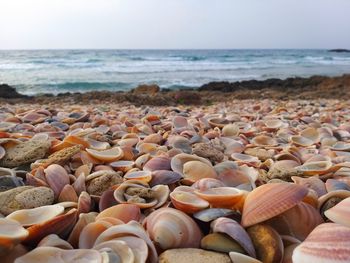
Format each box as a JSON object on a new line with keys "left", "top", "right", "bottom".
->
{"left": 242, "top": 183, "right": 308, "bottom": 227}
{"left": 96, "top": 204, "right": 141, "bottom": 223}
{"left": 79, "top": 220, "right": 112, "bottom": 249}
{"left": 86, "top": 147, "right": 123, "bottom": 162}
{"left": 251, "top": 135, "right": 278, "bottom": 147}
{"left": 23, "top": 208, "right": 77, "bottom": 246}
{"left": 67, "top": 212, "right": 97, "bottom": 248}
{"left": 292, "top": 223, "right": 350, "bottom": 263}
{"left": 170, "top": 190, "right": 209, "bottom": 214}
{"left": 0, "top": 218, "right": 29, "bottom": 254}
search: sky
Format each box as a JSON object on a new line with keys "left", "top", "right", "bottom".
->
{"left": 0, "top": 0, "right": 349, "bottom": 49}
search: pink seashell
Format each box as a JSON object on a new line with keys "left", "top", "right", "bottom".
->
{"left": 324, "top": 197, "right": 350, "bottom": 228}
{"left": 44, "top": 164, "right": 70, "bottom": 198}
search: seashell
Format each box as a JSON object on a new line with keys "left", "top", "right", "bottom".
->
{"left": 77, "top": 191, "right": 91, "bottom": 214}
{"left": 86, "top": 147, "right": 123, "bottom": 162}
{"left": 6, "top": 204, "right": 64, "bottom": 227}
{"left": 96, "top": 204, "right": 141, "bottom": 223}
{"left": 267, "top": 160, "right": 300, "bottom": 181}
{"left": 191, "top": 178, "right": 226, "bottom": 191}
{"left": 0, "top": 146, "right": 5, "bottom": 160}
{"left": 94, "top": 240, "right": 134, "bottom": 263}
{"left": 135, "top": 153, "right": 151, "bottom": 169}
{"left": 23, "top": 208, "right": 77, "bottom": 246}
{"left": 74, "top": 163, "right": 92, "bottom": 177}
{"left": 324, "top": 197, "right": 350, "bottom": 228}
{"left": 241, "top": 183, "right": 308, "bottom": 227}
{"left": 247, "top": 224, "right": 284, "bottom": 263}
{"left": 44, "top": 164, "right": 70, "bottom": 198}
{"left": 173, "top": 116, "right": 189, "bottom": 131}
{"left": 37, "top": 234, "right": 73, "bottom": 249}
{"left": 214, "top": 161, "right": 255, "bottom": 188}
{"left": 222, "top": 123, "right": 239, "bottom": 137}
{"left": 194, "top": 187, "right": 246, "bottom": 210}
{"left": 300, "top": 127, "right": 319, "bottom": 143}
{"left": 114, "top": 180, "right": 169, "bottom": 209}
{"left": 289, "top": 135, "right": 314, "bottom": 147}
{"left": 182, "top": 161, "right": 217, "bottom": 183}
{"left": 229, "top": 252, "right": 262, "bottom": 263}
{"left": 72, "top": 173, "right": 86, "bottom": 195}
{"left": 2, "top": 244, "right": 28, "bottom": 263}
{"left": 143, "top": 207, "right": 203, "bottom": 250}
{"left": 325, "top": 178, "right": 350, "bottom": 192}
{"left": 136, "top": 142, "right": 159, "bottom": 154}
{"left": 143, "top": 133, "right": 163, "bottom": 144}
{"left": 208, "top": 117, "right": 230, "bottom": 129}
{"left": 14, "top": 247, "right": 103, "bottom": 263}
{"left": 291, "top": 176, "right": 327, "bottom": 197}
{"left": 143, "top": 156, "right": 171, "bottom": 171}
{"left": 264, "top": 119, "right": 283, "bottom": 130}
{"left": 67, "top": 212, "right": 97, "bottom": 248}
{"left": 220, "top": 137, "right": 245, "bottom": 155}
{"left": 294, "top": 160, "right": 333, "bottom": 176}
{"left": 171, "top": 153, "right": 213, "bottom": 175}
{"left": 109, "top": 160, "right": 135, "bottom": 173}
{"left": 170, "top": 135, "right": 192, "bottom": 154}
{"left": 231, "top": 153, "right": 261, "bottom": 166}
{"left": 318, "top": 190, "right": 350, "bottom": 219}
{"left": 124, "top": 170, "right": 152, "bottom": 182}
{"left": 170, "top": 189, "right": 209, "bottom": 214}
{"left": 58, "top": 184, "right": 78, "bottom": 203}
{"left": 265, "top": 202, "right": 323, "bottom": 241}
{"left": 86, "top": 170, "right": 123, "bottom": 196}
{"left": 292, "top": 223, "right": 350, "bottom": 263}
{"left": 94, "top": 220, "right": 158, "bottom": 263}
{"left": 0, "top": 218, "right": 29, "bottom": 253}
{"left": 251, "top": 135, "right": 278, "bottom": 147}
{"left": 201, "top": 233, "right": 247, "bottom": 254}
{"left": 99, "top": 189, "right": 118, "bottom": 212}
{"left": 79, "top": 220, "right": 113, "bottom": 249}
{"left": 149, "top": 170, "right": 182, "bottom": 186}
{"left": 211, "top": 217, "right": 256, "bottom": 258}
{"left": 330, "top": 141, "right": 350, "bottom": 151}
{"left": 86, "top": 138, "right": 110, "bottom": 150}
{"left": 193, "top": 208, "right": 236, "bottom": 222}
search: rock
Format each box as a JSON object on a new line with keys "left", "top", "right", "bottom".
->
{"left": 0, "top": 176, "right": 25, "bottom": 192}
{"left": 192, "top": 143, "right": 224, "bottom": 163}
{"left": 1, "top": 139, "right": 51, "bottom": 168}
{"left": 0, "top": 84, "right": 27, "bottom": 98}
{"left": 86, "top": 171, "right": 123, "bottom": 196}
{"left": 0, "top": 186, "right": 33, "bottom": 215}
{"left": 159, "top": 248, "right": 231, "bottom": 263}
{"left": 15, "top": 186, "right": 54, "bottom": 209}
{"left": 132, "top": 84, "right": 160, "bottom": 95}
{"left": 174, "top": 90, "right": 202, "bottom": 104}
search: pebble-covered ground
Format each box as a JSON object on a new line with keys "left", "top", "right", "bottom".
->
{"left": 0, "top": 99, "right": 350, "bottom": 263}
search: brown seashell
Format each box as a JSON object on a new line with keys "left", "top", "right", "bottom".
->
{"left": 265, "top": 202, "right": 323, "bottom": 241}
{"left": 86, "top": 147, "right": 123, "bottom": 162}
{"left": 211, "top": 217, "right": 256, "bottom": 258}
{"left": 79, "top": 220, "right": 112, "bottom": 249}
{"left": 193, "top": 208, "right": 236, "bottom": 222}
{"left": 149, "top": 170, "right": 182, "bottom": 186}
{"left": 170, "top": 189, "right": 209, "bottom": 214}
{"left": 247, "top": 224, "right": 284, "bottom": 263}
{"left": 37, "top": 234, "right": 73, "bottom": 249}
{"left": 58, "top": 184, "right": 78, "bottom": 203}
{"left": 144, "top": 207, "right": 203, "bottom": 250}
{"left": 44, "top": 164, "right": 70, "bottom": 198}
{"left": 72, "top": 173, "right": 86, "bottom": 196}
{"left": 14, "top": 247, "right": 103, "bottom": 263}
{"left": 201, "top": 233, "right": 246, "bottom": 254}
{"left": 109, "top": 160, "right": 135, "bottom": 173}
{"left": 290, "top": 135, "right": 314, "bottom": 147}
{"left": 77, "top": 191, "right": 91, "bottom": 214}
{"left": 99, "top": 189, "right": 118, "bottom": 212}
{"left": 135, "top": 153, "right": 151, "bottom": 169}
{"left": 292, "top": 223, "right": 350, "bottom": 263}
{"left": 96, "top": 204, "right": 141, "bottom": 223}
{"left": 67, "top": 212, "right": 97, "bottom": 248}
{"left": 194, "top": 187, "right": 246, "bottom": 210}
{"left": 294, "top": 161, "right": 333, "bottom": 176}
{"left": 242, "top": 183, "right": 308, "bottom": 227}
{"left": 251, "top": 135, "right": 278, "bottom": 147}
{"left": 318, "top": 190, "right": 350, "bottom": 220}
{"left": 0, "top": 218, "right": 28, "bottom": 254}
{"left": 6, "top": 204, "right": 64, "bottom": 227}
{"left": 324, "top": 197, "right": 350, "bottom": 228}
{"left": 222, "top": 123, "right": 239, "bottom": 137}
{"left": 291, "top": 176, "right": 327, "bottom": 197}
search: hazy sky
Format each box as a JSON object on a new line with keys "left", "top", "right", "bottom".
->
{"left": 0, "top": 0, "right": 349, "bottom": 49}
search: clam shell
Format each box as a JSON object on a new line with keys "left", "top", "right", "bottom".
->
{"left": 193, "top": 208, "right": 236, "bottom": 222}
{"left": 94, "top": 240, "right": 135, "bottom": 263}
{"left": 291, "top": 176, "right": 327, "bottom": 197}
{"left": 44, "top": 164, "right": 70, "bottom": 198}
{"left": 290, "top": 135, "right": 314, "bottom": 147}
{"left": 212, "top": 217, "right": 256, "bottom": 258}
{"left": 170, "top": 190, "right": 209, "bottom": 214}
{"left": 201, "top": 233, "right": 246, "bottom": 254}
{"left": 294, "top": 161, "right": 333, "bottom": 176}
{"left": 292, "top": 223, "right": 350, "bottom": 263}
{"left": 242, "top": 183, "right": 308, "bottom": 227}
{"left": 67, "top": 212, "right": 97, "bottom": 248}
{"left": 143, "top": 207, "right": 203, "bottom": 250}
{"left": 124, "top": 170, "right": 152, "bottom": 182}
{"left": 229, "top": 252, "right": 262, "bottom": 263}
{"left": 96, "top": 204, "right": 141, "bottom": 223}
{"left": 251, "top": 135, "right": 278, "bottom": 147}
{"left": 182, "top": 161, "right": 217, "bottom": 183}
{"left": 37, "top": 234, "right": 73, "bottom": 249}
{"left": 247, "top": 224, "right": 284, "bottom": 263}
{"left": 222, "top": 123, "right": 239, "bottom": 137}
{"left": 149, "top": 170, "right": 182, "bottom": 186}
{"left": 324, "top": 197, "right": 350, "bottom": 228}
{"left": 109, "top": 160, "right": 134, "bottom": 173}
{"left": 143, "top": 156, "right": 171, "bottom": 172}
{"left": 86, "top": 147, "right": 123, "bottom": 162}
{"left": 6, "top": 204, "right": 64, "bottom": 227}
{"left": 0, "top": 218, "right": 29, "bottom": 252}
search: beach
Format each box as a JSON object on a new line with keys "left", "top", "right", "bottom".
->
{"left": 1, "top": 72, "right": 350, "bottom": 262}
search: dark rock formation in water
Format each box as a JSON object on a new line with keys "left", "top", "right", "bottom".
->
{"left": 0, "top": 84, "right": 27, "bottom": 98}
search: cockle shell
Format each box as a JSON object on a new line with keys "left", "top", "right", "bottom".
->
{"left": 6, "top": 205, "right": 64, "bottom": 227}
{"left": 251, "top": 135, "right": 278, "bottom": 147}
{"left": 94, "top": 240, "right": 134, "bottom": 263}
{"left": 241, "top": 183, "right": 308, "bottom": 227}
{"left": 44, "top": 164, "right": 70, "bottom": 198}
{"left": 14, "top": 247, "right": 103, "bottom": 263}
{"left": 294, "top": 161, "right": 333, "bottom": 176}
{"left": 86, "top": 147, "right": 123, "bottom": 162}
{"left": 170, "top": 189, "right": 209, "bottom": 214}
{"left": 143, "top": 208, "right": 202, "bottom": 251}
{"left": 143, "top": 156, "right": 171, "bottom": 172}
{"left": 124, "top": 170, "right": 152, "bottom": 182}
{"left": 37, "top": 234, "right": 73, "bottom": 249}
{"left": 292, "top": 223, "right": 350, "bottom": 263}
{"left": 211, "top": 217, "right": 256, "bottom": 258}
{"left": 96, "top": 204, "right": 141, "bottom": 223}
{"left": 324, "top": 197, "right": 350, "bottom": 228}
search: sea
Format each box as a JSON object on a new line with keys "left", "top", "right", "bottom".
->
{"left": 0, "top": 49, "right": 350, "bottom": 95}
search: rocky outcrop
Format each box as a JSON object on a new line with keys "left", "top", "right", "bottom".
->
{"left": 0, "top": 84, "right": 27, "bottom": 98}
{"left": 131, "top": 84, "right": 160, "bottom": 95}
{"left": 328, "top": 49, "right": 350, "bottom": 53}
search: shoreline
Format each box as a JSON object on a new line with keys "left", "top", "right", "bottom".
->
{"left": 1, "top": 74, "right": 350, "bottom": 106}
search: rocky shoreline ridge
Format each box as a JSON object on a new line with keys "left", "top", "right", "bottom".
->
{"left": 1, "top": 74, "right": 350, "bottom": 106}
